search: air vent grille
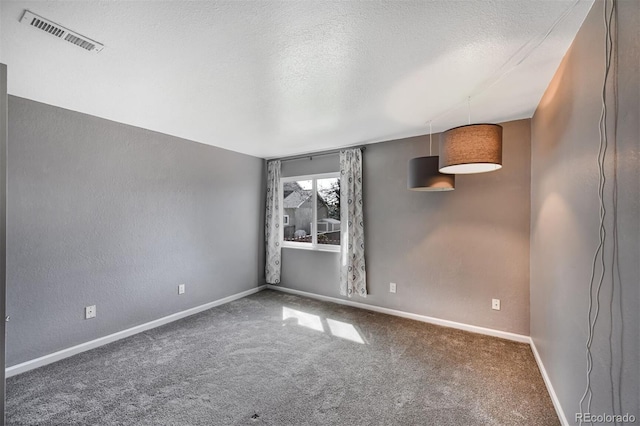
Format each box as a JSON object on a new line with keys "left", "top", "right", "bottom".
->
{"left": 64, "top": 34, "right": 96, "bottom": 51}
{"left": 20, "top": 10, "right": 104, "bottom": 53}
{"left": 30, "top": 17, "right": 65, "bottom": 37}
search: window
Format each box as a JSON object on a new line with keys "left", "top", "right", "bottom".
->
{"left": 281, "top": 173, "right": 341, "bottom": 251}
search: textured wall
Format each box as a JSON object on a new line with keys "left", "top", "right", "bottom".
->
{"left": 279, "top": 119, "right": 531, "bottom": 335}
{"left": 530, "top": 0, "right": 639, "bottom": 422}
{"left": 281, "top": 153, "right": 339, "bottom": 178}
{"left": 1, "top": 63, "right": 8, "bottom": 422}
{"left": 6, "top": 97, "right": 265, "bottom": 366}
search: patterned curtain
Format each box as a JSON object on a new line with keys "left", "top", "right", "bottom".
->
{"left": 265, "top": 160, "right": 282, "bottom": 284}
{"left": 339, "top": 149, "right": 367, "bottom": 297}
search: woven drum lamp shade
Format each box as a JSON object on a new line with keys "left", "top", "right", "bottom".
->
{"left": 408, "top": 156, "right": 455, "bottom": 191}
{"left": 439, "top": 124, "right": 503, "bottom": 174}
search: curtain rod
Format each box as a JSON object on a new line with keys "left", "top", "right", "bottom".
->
{"left": 273, "top": 146, "right": 366, "bottom": 163}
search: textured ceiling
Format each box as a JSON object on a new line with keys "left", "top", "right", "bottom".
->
{"left": 1, "top": 0, "right": 593, "bottom": 158}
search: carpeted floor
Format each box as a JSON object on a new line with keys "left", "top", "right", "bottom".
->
{"left": 6, "top": 289, "right": 559, "bottom": 425}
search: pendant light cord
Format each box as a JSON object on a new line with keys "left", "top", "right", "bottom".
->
{"left": 429, "top": 122, "right": 433, "bottom": 156}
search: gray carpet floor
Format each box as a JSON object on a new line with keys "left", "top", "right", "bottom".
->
{"left": 6, "top": 289, "right": 559, "bottom": 425}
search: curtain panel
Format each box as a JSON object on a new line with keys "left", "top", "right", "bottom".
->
{"left": 265, "top": 160, "right": 282, "bottom": 284}
{"left": 339, "top": 149, "right": 367, "bottom": 297}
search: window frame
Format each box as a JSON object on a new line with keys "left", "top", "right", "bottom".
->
{"left": 281, "top": 172, "right": 341, "bottom": 253}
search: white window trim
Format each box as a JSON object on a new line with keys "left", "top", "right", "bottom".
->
{"left": 281, "top": 172, "right": 341, "bottom": 253}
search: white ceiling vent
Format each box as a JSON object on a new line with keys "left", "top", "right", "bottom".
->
{"left": 20, "top": 10, "right": 104, "bottom": 53}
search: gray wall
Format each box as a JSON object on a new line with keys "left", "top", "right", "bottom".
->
{"left": 281, "top": 153, "right": 339, "bottom": 178}
{"left": 530, "top": 1, "right": 639, "bottom": 422}
{"left": 1, "top": 63, "right": 8, "bottom": 423}
{"left": 280, "top": 119, "right": 532, "bottom": 335}
{"left": 6, "top": 97, "right": 265, "bottom": 366}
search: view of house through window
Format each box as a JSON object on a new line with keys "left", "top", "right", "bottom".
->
{"left": 282, "top": 174, "right": 341, "bottom": 250}
{"left": 283, "top": 179, "right": 313, "bottom": 244}
{"left": 316, "top": 177, "right": 340, "bottom": 246}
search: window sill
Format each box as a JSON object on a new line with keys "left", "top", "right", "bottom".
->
{"left": 282, "top": 244, "right": 341, "bottom": 253}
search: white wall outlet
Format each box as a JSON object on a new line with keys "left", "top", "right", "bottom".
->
{"left": 178, "top": 284, "right": 185, "bottom": 295}
{"left": 389, "top": 282, "right": 397, "bottom": 293}
{"left": 492, "top": 299, "right": 501, "bottom": 311}
{"left": 85, "top": 305, "right": 96, "bottom": 319}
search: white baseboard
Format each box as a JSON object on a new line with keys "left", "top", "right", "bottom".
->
{"left": 266, "top": 285, "right": 530, "bottom": 343}
{"left": 530, "top": 338, "right": 569, "bottom": 426}
{"left": 6, "top": 285, "right": 267, "bottom": 378}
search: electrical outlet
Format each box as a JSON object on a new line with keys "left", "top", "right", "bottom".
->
{"left": 178, "top": 284, "right": 185, "bottom": 295}
{"left": 390, "top": 282, "right": 397, "bottom": 293}
{"left": 492, "top": 299, "right": 501, "bottom": 311}
{"left": 85, "top": 305, "right": 96, "bottom": 319}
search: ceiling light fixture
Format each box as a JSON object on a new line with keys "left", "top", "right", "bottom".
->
{"left": 438, "top": 98, "right": 503, "bottom": 174}
{"left": 408, "top": 122, "right": 455, "bottom": 191}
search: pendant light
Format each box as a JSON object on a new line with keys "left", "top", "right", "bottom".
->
{"left": 408, "top": 123, "right": 455, "bottom": 191}
{"left": 439, "top": 98, "right": 502, "bottom": 174}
